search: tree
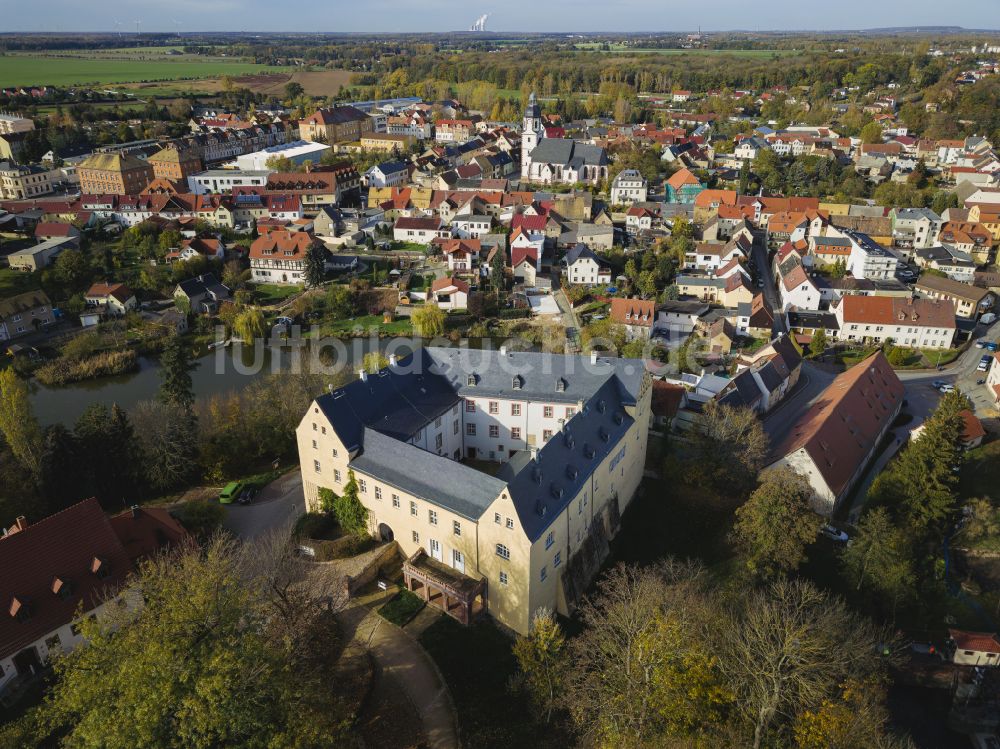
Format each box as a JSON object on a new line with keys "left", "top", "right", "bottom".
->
{"left": 173, "top": 499, "right": 226, "bottom": 541}
{"left": 361, "top": 351, "right": 389, "bottom": 373}
{"left": 284, "top": 81, "right": 305, "bottom": 100}
{"left": 562, "top": 561, "right": 731, "bottom": 745}
{"left": 841, "top": 507, "right": 917, "bottom": 621}
{"left": 37, "top": 424, "right": 83, "bottom": 511}
{"left": 859, "top": 121, "right": 884, "bottom": 144}
{"left": 0, "top": 369, "right": 42, "bottom": 474}
{"left": 412, "top": 303, "right": 446, "bottom": 337}
{"left": 732, "top": 468, "right": 822, "bottom": 579}
{"left": 718, "top": 579, "right": 892, "bottom": 749}
{"left": 688, "top": 401, "right": 768, "bottom": 496}
{"left": 513, "top": 608, "right": 568, "bottom": 724}
{"left": 809, "top": 328, "right": 828, "bottom": 359}
{"left": 29, "top": 534, "right": 351, "bottom": 748}
{"left": 52, "top": 248, "right": 91, "bottom": 291}
{"left": 304, "top": 244, "right": 327, "bottom": 288}
{"left": 961, "top": 498, "right": 1000, "bottom": 543}
{"left": 74, "top": 404, "right": 143, "bottom": 510}
{"left": 234, "top": 307, "right": 266, "bottom": 344}
{"left": 326, "top": 284, "right": 355, "bottom": 318}
{"left": 158, "top": 334, "right": 196, "bottom": 410}
{"left": 132, "top": 400, "right": 199, "bottom": 493}
{"left": 490, "top": 247, "right": 506, "bottom": 294}
{"left": 332, "top": 470, "right": 368, "bottom": 537}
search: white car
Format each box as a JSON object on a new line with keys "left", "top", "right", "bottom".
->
{"left": 939, "top": 384, "right": 955, "bottom": 393}
{"left": 820, "top": 525, "right": 849, "bottom": 543}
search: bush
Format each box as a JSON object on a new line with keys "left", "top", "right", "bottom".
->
{"left": 293, "top": 511, "right": 337, "bottom": 540}
{"left": 174, "top": 500, "right": 226, "bottom": 541}
{"left": 35, "top": 349, "right": 139, "bottom": 386}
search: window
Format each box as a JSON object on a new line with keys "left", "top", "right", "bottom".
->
{"left": 412, "top": 531, "right": 420, "bottom": 544}
{"left": 466, "top": 423, "right": 476, "bottom": 436}
{"left": 543, "top": 429, "right": 553, "bottom": 442}
{"left": 435, "top": 417, "right": 442, "bottom": 428}
{"left": 494, "top": 512, "right": 501, "bottom": 524}
{"left": 375, "top": 486, "right": 383, "bottom": 500}
{"left": 332, "top": 447, "right": 338, "bottom": 457}
{"left": 453, "top": 520, "right": 461, "bottom": 536}
{"left": 392, "top": 494, "right": 400, "bottom": 508}
{"left": 506, "top": 517, "right": 514, "bottom": 529}
{"left": 313, "top": 459, "right": 321, "bottom": 473}
{"left": 410, "top": 501, "right": 418, "bottom": 516}
{"left": 453, "top": 420, "right": 459, "bottom": 434}
{"left": 554, "top": 551, "right": 562, "bottom": 568}
{"left": 511, "top": 403, "right": 521, "bottom": 416}
{"left": 566, "top": 407, "right": 575, "bottom": 419}
{"left": 543, "top": 406, "right": 553, "bottom": 418}
{"left": 489, "top": 424, "right": 500, "bottom": 438}
{"left": 312, "top": 422, "right": 317, "bottom": 431}
{"left": 358, "top": 479, "right": 367, "bottom": 493}
{"left": 489, "top": 400, "right": 498, "bottom": 414}
{"left": 499, "top": 571, "right": 508, "bottom": 585}
{"left": 435, "top": 433, "right": 443, "bottom": 450}
{"left": 429, "top": 509, "right": 438, "bottom": 525}
{"left": 496, "top": 543, "right": 510, "bottom": 560}
{"left": 511, "top": 427, "right": 521, "bottom": 440}
{"left": 540, "top": 566, "right": 548, "bottom": 582}
{"left": 311, "top": 439, "right": 317, "bottom": 450}
{"left": 466, "top": 399, "right": 475, "bottom": 412}
{"left": 453, "top": 549, "right": 463, "bottom": 566}
{"left": 334, "top": 469, "right": 342, "bottom": 483}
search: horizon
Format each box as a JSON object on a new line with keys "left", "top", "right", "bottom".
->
{"left": 4, "top": 0, "right": 1000, "bottom": 35}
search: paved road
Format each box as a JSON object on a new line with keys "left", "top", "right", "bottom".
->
{"left": 222, "top": 471, "right": 304, "bottom": 539}
{"left": 337, "top": 601, "right": 459, "bottom": 749}
{"left": 552, "top": 272, "right": 581, "bottom": 352}
{"left": 749, "top": 229, "right": 785, "bottom": 335}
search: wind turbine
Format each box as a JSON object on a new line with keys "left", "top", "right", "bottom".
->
{"left": 135, "top": 19, "right": 141, "bottom": 36}
{"left": 172, "top": 19, "right": 182, "bottom": 38}
{"left": 112, "top": 18, "right": 124, "bottom": 38}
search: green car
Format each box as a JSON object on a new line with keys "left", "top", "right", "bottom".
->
{"left": 219, "top": 482, "right": 244, "bottom": 504}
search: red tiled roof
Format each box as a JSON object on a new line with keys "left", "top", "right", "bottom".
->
{"left": 33, "top": 222, "right": 76, "bottom": 238}
{"left": 511, "top": 246, "right": 539, "bottom": 268}
{"left": 772, "top": 352, "right": 904, "bottom": 500}
{"left": 85, "top": 282, "right": 134, "bottom": 304}
{"left": 651, "top": 380, "right": 685, "bottom": 419}
{"left": 839, "top": 296, "right": 956, "bottom": 329}
{"left": 431, "top": 276, "right": 470, "bottom": 294}
{"left": 609, "top": 297, "right": 656, "bottom": 327}
{"left": 249, "top": 231, "right": 317, "bottom": 261}
{"left": 959, "top": 409, "right": 986, "bottom": 443}
{"left": 0, "top": 499, "right": 176, "bottom": 660}
{"left": 667, "top": 167, "right": 701, "bottom": 189}
{"left": 949, "top": 629, "right": 1000, "bottom": 653}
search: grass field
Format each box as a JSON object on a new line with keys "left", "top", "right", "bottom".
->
{"left": 0, "top": 55, "right": 285, "bottom": 88}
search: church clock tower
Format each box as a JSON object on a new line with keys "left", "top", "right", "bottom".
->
{"left": 521, "top": 92, "right": 543, "bottom": 180}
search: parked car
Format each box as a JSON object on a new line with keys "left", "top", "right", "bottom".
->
{"left": 219, "top": 482, "right": 244, "bottom": 504}
{"left": 985, "top": 342, "right": 998, "bottom": 352}
{"left": 981, "top": 312, "right": 997, "bottom": 325}
{"left": 932, "top": 380, "right": 947, "bottom": 388}
{"left": 820, "top": 524, "right": 849, "bottom": 543}
{"left": 237, "top": 486, "right": 257, "bottom": 505}
{"left": 978, "top": 356, "right": 991, "bottom": 371}
{"left": 939, "top": 384, "right": 955, "bottom": 393}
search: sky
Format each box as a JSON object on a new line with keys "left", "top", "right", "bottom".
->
{"left": 4, "top": 0, "right": 999, "bottom": 34}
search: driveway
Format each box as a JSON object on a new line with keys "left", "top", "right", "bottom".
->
{"left": 222, "top": 470, "right": 304, "bottom": 539}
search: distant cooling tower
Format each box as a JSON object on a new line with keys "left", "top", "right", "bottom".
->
{"left": 469, "top": 13, "right": 489, "bottom": 31}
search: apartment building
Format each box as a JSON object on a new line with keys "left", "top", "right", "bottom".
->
{"left": 77, "top": 152, "right": 155, "bottom": 195}
{"left": 296, "top": 348, "right": 652, "bottom": 635}
{"left": 0, "top": 161, "right": 57, "bottom": 200}
{"left": 833, "top": 295, "right": 957, "bottom": 349}
{"left": 299, "top": 106, "right": 373, "bottom": 144}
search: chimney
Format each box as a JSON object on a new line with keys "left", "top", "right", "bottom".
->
{"left": 499, "top": 345, "right": 507, "bottom": 356}
{"left": 388, "top": 354, "right": 398, "bottom": 367}
{"left": 358, "top": 369, "right": 368, "bottom": 382}
{"left": 327, "top": 384, "right": 335, "bottom": 394}
{"left": 14, "top": 516, "right": 27, "bottom": 532}
{"left": 130, "top": 505, "right": 140, "bottom": 519}
{"left": 590, "top": 351, "right": 599, "bottom": 365}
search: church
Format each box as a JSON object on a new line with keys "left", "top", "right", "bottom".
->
{"left": 521, "top": 93, "right": 609, "bottom": 186}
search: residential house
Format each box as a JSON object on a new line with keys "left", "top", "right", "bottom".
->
{"left": 625, "top": 205, "right": 656, "bottom": 235}
{"left": 890, "top": 207, "right": 943, "bottom": 251}
{"left": 33, "top": 222, "right": 80, "bottom": 243}
{"left": 83, "top": 283, "right": 137, "bottom": 319}
{"left": 249, "top": 230, "right": 322, "bottom": 285}
{"left": 767, "top": 212, "right": 809, "bottom": 247}
{"left": 948, "top": 630, "right": 1000, "bottom": 667}
{"left": 610, "top": 169, "right": 648, "bottom": 205}
{"left": 914, "top": 274, "right": 994, "bottom": 320}
{"left": 365, "top": 160, "right": 408, "bottom": 189}
{"left": 563, "top": 243, "right": 611, "bottom": 286}
{"left": 452, "top": 214, "right": 493, "bottom": 240}
{"left": 736, "top": 293, "right": 774, "bottom": 337}
{"left": 834, "top": 295, "right": 956, "bottom": 349}
{"left": 939, "top": 221, "right": 994, "bottom": 264}
{"left": 675, "top": 273, "right": 754, "bottom": 308}
{"left": 394, "top": 216, "right": 450, "bottom": 244}
{"left": 987, "top": 354, "right": 1000, "bottom": 406}
{"left": 0, "top": 162, "right": 58, "bottom": 200}
{"left": 708, "top": 318, "right": 736, "bottom": 354}
{"left": 665, "top": 168, "right": 704, "bottom": 203}
{"left": 0, "top": 291, "right": 53, "bottom": 341}
{"left": 297, "top": 348, "right": 650, "bottom": 635}
{"left": 439, "top": 238, "right": 481, "bottom": 273}
{"left": 776, "top": 253, "right": 821, "bottom": 311}
{"left": 0, "top": 500, "right": 185, "bottom": 700}
{"left": 842, "top": 230, "right": 899, "bottom": 280}
{"left": 765, "top": 352, "right": 904, "bottom": 513}
{"left": 430, "top": 277, "right": 470, "bottom": 310}
{"left": 173, "top": 273, "right": 231, "bottom": 314}
{"left": 914, "top": 246, "right": 976, "bottom": 282}
{"left": 609, "top": 298, "right": 657, "bottom": 340}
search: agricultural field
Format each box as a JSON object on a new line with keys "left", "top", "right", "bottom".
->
{"left": 0, "top": 52, "right": 285, "bottom": 88}
{"left": 115, "top": 69, "right": 354, "bottom": 98}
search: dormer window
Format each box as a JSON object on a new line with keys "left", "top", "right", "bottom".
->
{"left": 51, "top": 577, "right": 74, "bottom": 599}
{"left": 91, "top": 557, "right": 111, "bottom": 580}
{"left": 512, "top": 375, "right": 523, "bottom": 390}
{"left": 555, "top": 377, "right": 566, "bottom": 392}
{"left": 467, "top": 374, "right": 477, "bottom": 386}
{"left": 9, "top": 596, "right": 30, "bottom": 621}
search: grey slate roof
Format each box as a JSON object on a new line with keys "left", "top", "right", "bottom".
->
{"left": 529, "top": 138, "right": 607, "bottom": 168}
{"left": 563, "top": 242, "right": 604, "bottom": 267}
{"left": 497, "top": 377, "right": 634, "bottom": 541}
{"left": 351, "top": 428, "right": 507, "bottom": 520}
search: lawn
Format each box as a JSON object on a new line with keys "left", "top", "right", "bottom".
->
{"left": 0, "top": 55, "right": 283, "bottom": 88}
{"left": 419, "top": 616, "right": 571, "bottom": 748}
{"left": 321, "top": 314, "right": 412, "bottom": 336}
{"left": 250, "top": 283, "right": 300, "bottom": 305}
{"left": 377, "top": 588, "right": 425, "bottom": 627}
{"left": 0, "top": 268, "right": 40, "bottom": 298}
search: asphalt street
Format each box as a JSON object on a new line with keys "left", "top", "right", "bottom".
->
{"left": 222, "top": 471, "right": 304, "bottom": 539}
